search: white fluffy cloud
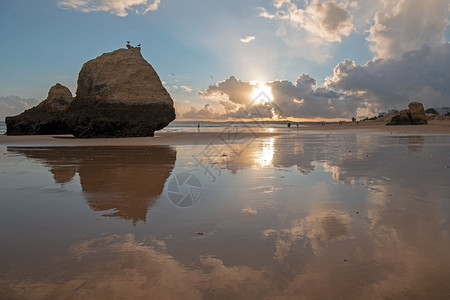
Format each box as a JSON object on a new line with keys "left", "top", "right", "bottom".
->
{"left": 326, "top": 44, "right": 450, "bottom": 110}
{"left": 240, "top": 36, "right": 256, "bottom": 43}
{"left": 259, "top": 0, "right": 354, "bottom": 42}
{"left": 0, "top": 96, "right": 39, "bottom": 120}
{"left": 180, "top": 85, "right": 193, "bottom": 93}
{"left": 57, "top": 0, "right": 161, "bottom": 17}
{"left": 367, "top": 0, "right": 449, "bottom": 59}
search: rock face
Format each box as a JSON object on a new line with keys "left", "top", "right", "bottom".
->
{"left": 67, "top": 47, "right": 175, "bottom": 138}
{"left": 408, "top": 102, "right": 428, "bottom": 125}
{"left": 388, "top": 109, "right": 412, "bottom": 125}
{"left": 5, "top": 83, "right": 73, "bottom": 135}
{"left": 387, "top": 102, "right": 428, "bottom": 126}
{"left": 6, "top": 47, "right": 176, "bottom": 137}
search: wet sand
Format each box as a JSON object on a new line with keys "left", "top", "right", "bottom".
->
{"left": 1, "top": 123, "right": 450, "bottom": 299}
{"left": 1, "top": 119, "right": 449, "bottom": 147}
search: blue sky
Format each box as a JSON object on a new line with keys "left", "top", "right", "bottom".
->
{"left": 0, "top": 0, "right": 449, "bottom": 121}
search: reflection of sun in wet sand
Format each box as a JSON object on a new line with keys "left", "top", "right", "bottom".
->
{"left": 255, "top": 138, "right": 275, "bottom": 167}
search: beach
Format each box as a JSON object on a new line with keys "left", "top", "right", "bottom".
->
{"left": 1, "top": 122, "right": 450, "bottom": 299}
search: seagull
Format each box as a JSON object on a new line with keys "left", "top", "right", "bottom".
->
{"left": 210, "top": 75, "right": 214, "bottom": 80}
{"left": 171, "top": 72, "right": 175, "bottom": 77}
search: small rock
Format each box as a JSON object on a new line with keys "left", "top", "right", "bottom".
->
{"left": 5, "top": 83, "right": 73, "bottom": 135}
{"left": 197, "top": 232, "right": 205, "bottom": 236}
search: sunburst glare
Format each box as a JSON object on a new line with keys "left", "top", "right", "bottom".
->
{"left": 251, "top": 82, "right": 274, "bottom": 105}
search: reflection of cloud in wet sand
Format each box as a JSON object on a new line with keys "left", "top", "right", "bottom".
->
{"left": 5, "top": 226, "right": 449, "bottom": 300}
{"left": 7, "top": 147, "right": 176, "bottom": 223}
{"left": 1, "top": 234, "right": 270, "bottom": 299}
{"left": 264, "top": 210, "right": 352, "bottom": 259}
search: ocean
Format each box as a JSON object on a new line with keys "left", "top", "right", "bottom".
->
{"left": 0, "top": 121, "right": 5, "bottom": 135}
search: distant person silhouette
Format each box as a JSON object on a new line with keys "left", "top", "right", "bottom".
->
{"left": 287, "top": 122, "right": 291, "bottom": 128}
{"left": 197, "top": 122, "right": 200, "bottom": 132}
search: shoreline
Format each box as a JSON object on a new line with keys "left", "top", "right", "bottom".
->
{"left": 0, "top": 120, "right": 449, "bottom": 147}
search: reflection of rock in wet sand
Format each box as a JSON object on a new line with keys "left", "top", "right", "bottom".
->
{"left": 404, "top": 135, "right": 424, "bottom": 152}
{"left": 8, "top": 146, "right": 176, "bottom": 223}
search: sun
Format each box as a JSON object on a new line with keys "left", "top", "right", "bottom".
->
{"left": 251, "top": 82, "right": 274, "bottom": 105}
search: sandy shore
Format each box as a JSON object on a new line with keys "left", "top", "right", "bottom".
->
{"left": 0, "top": 131, "right": 280, "bottom": 147}
{"left": 1, "top": 119, "right": 449, "bottom": 147}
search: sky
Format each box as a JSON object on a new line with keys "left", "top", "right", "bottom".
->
{"left": 0, "top": 0, "right": 449, "bottom": 121}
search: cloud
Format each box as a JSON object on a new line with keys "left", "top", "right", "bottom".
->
{"left": 258, "top": 7, "right": 275, "bottom": 19}
{"left": 240, "top": 36, "right": 256, "bottom": 43}
{"left": 219, "top": 100, "right": 238, "bottom": 112}
{"left": 268, "top": 75, "right": 362, "bottom": 118}
{"left": 57, "top": 0, "right": 161, "bottom": 17}
{"left": 0, "top": 96, "right": 39, "bottom": 121}
{"left": 198, "top": 76, "right": 254, "bottom": 107}
{"left": 197, "top": 74, "right": 364, "bottom": 120}
{"left": 181, "top": 104, "right": 223, "bottom": 120}
{"left": 326, "top": 44, "right": 450, "bottom": 110}
{"left": 259, "top": 0, "right": 354, "bottom": 42}
{"left": 180, "top": 85, "right": 193, "bottom": 93}
{"left": 193, "top": 44, "right": 450, "bottom": 120}
{"left": 366, "top": 0, "right": 448, "bottom": 59}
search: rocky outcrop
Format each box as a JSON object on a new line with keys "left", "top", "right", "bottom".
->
{"left": 66, "top": 47, "right": 175, "bottom": 138}
{"left": 5, "top": 83, "right": 73, "bottom": 135}
{"left": 408, "top": 102, "right": 428, "bottom": 125}
{"left": 388, "top": 109, "right": 412, "bottom": 125}
{"left": 387, "top": 102, "right": 428, "bottom": 126}
{"left": 6, "top": 47, "right": 176, "bottom": 137}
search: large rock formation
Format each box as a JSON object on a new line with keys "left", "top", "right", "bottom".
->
{"left": 408, "top": 102, "right": 428, "bottom": 125}
{"left": 66, "top": 47, "right": 175, "bottom": 138}
{"left": 5, "top": 83, "right": 73, "bottom": 135}
{"left": 6, "top": 47, "right": 176, "bottom": 137}
{"left": 387, "top": 102, "right": 428, "bottom": 126}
